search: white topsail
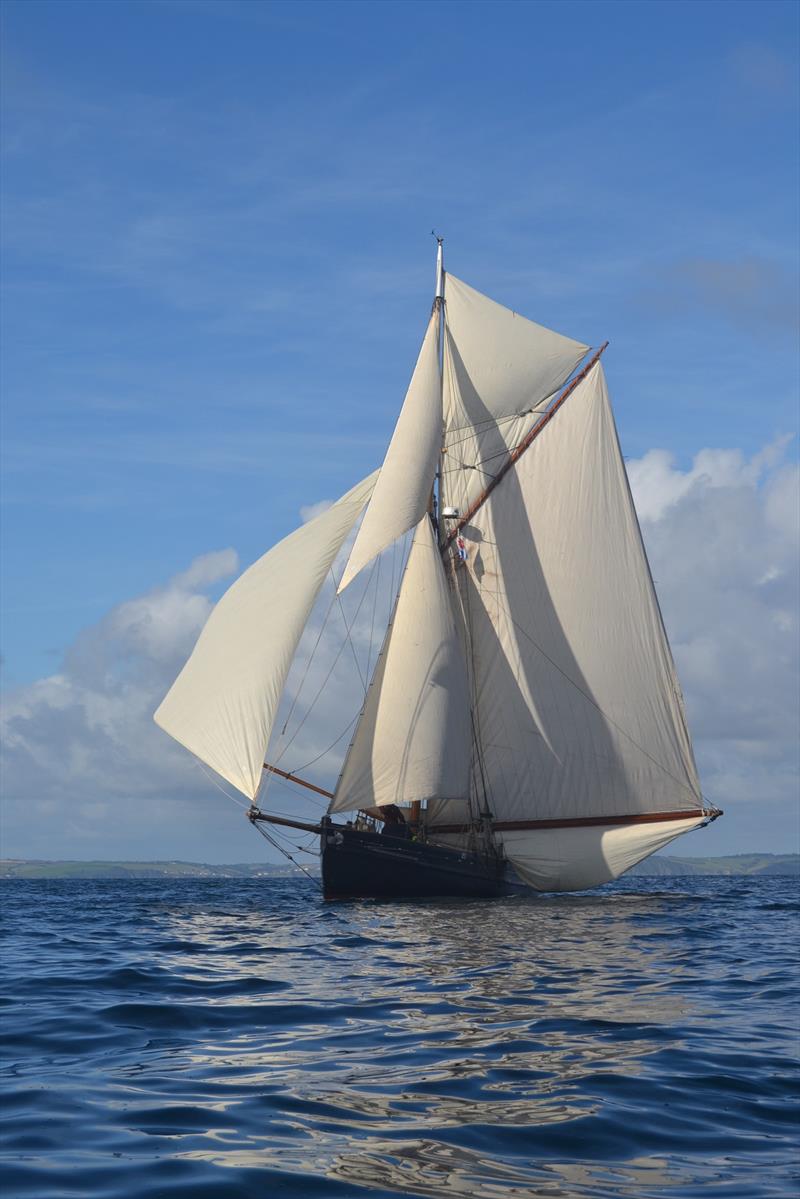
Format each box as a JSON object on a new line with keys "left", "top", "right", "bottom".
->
{"left": 154, "top": 471, "right": 377, "bottom": 799}
{"left": 338, "top": 314, "right": 442, "bottom": 592}
{"left": 442, "top": 275, "right": 589, "bottom": 516}
{"left": 331, "top": 514, "right": 471, "bottom": 814}
{"left": 443, "top": 273, "right": 589, "bottom": 425}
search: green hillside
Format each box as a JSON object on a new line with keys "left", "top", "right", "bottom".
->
{"left": 0, "top": 860, "right": 309, "bottom": 880}
{"left": 1, "top": 854, "right": 797, "bottom": 880}
{"left": 628, "top": 853, "right": 799, "bottom": 877}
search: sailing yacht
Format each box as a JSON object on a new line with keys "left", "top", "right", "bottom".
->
{"left": 155, "top": 242, "right": 721, "bottom": 899}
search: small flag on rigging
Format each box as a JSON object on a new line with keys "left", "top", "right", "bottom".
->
{"left": 456, "top": 536, "right": 468, "bottom": 562}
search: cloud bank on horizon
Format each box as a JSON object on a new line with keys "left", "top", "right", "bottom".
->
{"left": 2, "top": 438, "right": 797, "bottom": 861}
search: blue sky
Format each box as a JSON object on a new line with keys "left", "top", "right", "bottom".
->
{"left": 1, "top": 0, "right": 798, "bottom": 863}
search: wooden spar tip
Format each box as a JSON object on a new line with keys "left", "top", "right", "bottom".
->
{"left": 262, "top": 761, "right": 334, "bottom": 800}
{"left": 248, "top": 807, "right": 322, "bottom": 835}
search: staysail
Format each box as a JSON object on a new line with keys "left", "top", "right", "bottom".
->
{"left": 154, "top": 471, "right": 377, "bottom": 799}
{"left": 438, "top": 362, "right": 704, "bottom": 888}
{"left": 330, "top": 514, "right": 471, "bottom": 813}
{"left": 338, "top": 314, "right": 442, "bottom": 592}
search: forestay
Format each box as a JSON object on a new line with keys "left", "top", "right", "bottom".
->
{"left": 338, "top": 315, "right": 441, "bottom": 592}
{"left": 154, "top": 471, "right": 377, "bottom": 799}
{"left": 330, "top": 515, "right": 471, "bottom": 814}
{"left": 450, "top": 362, "right": 702, "bottom": 831}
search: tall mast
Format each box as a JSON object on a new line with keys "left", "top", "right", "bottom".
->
{"left": 433, "top": 234, "right": 445, "bottom": 544}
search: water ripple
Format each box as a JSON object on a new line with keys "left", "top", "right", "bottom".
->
{"left": 1, "top": 875, "right": 798, "bottom": 1198}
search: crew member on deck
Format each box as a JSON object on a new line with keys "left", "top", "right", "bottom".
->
{"left": 381, "top": 805, "right": 410, "bottom": 838}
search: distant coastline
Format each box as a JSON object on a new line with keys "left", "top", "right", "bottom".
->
{"left": 1, "top": 854, "right": 797, "bottom": 880}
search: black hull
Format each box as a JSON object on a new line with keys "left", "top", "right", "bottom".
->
{"left": 321, "top": 823, "right": 521, "bottom": 900}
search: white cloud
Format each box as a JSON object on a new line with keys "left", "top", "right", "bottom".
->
{"left": 629, "top": 439, "right": 799, "bottom": 813}
{"left": 1, "top": 550, "right": 239, "bottom": 815}
{"left": 299, "top": 499, "right": 333, "bottom": 524}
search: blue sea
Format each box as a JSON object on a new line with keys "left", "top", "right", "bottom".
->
{"left": 1, "top": 875, "right": 798, "bottom": 1198}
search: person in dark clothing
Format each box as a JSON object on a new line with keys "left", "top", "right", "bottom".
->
{"left": 381, "top": 804, "right": 410, "bottom": 838}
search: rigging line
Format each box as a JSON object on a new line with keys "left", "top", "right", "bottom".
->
{"left": 252, "top": 821, "right": 322, "bottom": 891}
{"left": 275, "top": 536, "right": 413, "bottom": 791}
{"left": 443, "top": 412, "right": 529, "bottom": 449}
{"left": 291, "top": 712, "right": 359, "bottom": 775}
{"left": 329, "top": 529, "right": 415, "bottom": 804}
{"left": 278, "top": 566, "right": 341, "bottom": 739}
{"left": 195, "top": 761, "right": 251, "bottom": 810}
{"left": 445, "top": 345, "right": 609, "bottom": 545}
{"left": 443, "top": 404, "right": 560, "bottom": 444}
{"left": 257, "top": 801, "right": 325, "bottom": 821}
{"left": 261, "top": 821, "right": 318, "bottom": 856}
{"left": 441, "top": 351, "right": 595, "bottom": 442}
{"left": 444, "top": 456, "right": 497, "bottom": 482}
{"left": 273, "top": 557, "right": 378, "bottom": 766}
{"left": 442, "top": 416, "right": 567, "bottom": 482}
{"left": 503, "top": 603, "right": 702, "bottom": 802}
{"left": 266, "top": 776, "right": 329, "bottom": 806}
{"left": 365, "top": 549, "right": 382, "bottom": 684}
{"left": 331, "top": 560, "right": 372, "bottom": 696}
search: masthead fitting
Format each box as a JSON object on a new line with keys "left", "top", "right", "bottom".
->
{"left": 432, "top": 231, "right": 444, "bottom": 300}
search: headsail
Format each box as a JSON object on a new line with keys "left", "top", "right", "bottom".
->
{"left": 330, "top": 514, "right": 471, "bottom": 814}
{"left": 338, "top": 314, "right": 441, "bottom": 592}
{"left": 154, "top": 471, "right": 377, "bottom": 799}
{"left": 441, "top": 362, "right": 704, "bottom": 888}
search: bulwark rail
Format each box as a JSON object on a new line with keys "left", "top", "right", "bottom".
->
{"left": 445, "top": 341, "right": 609, "bottom": 545}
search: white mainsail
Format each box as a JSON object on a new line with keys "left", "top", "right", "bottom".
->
{"left": 338, "top": 314, "right": 442, "bottom": 592}
{"left": 439, "top": 361, "right": 704, "bottom": 888}
{"left": 154, "top": 471, "right": 377, "bottom": 799}
{"left": 330, "top": 514, "right": 471, "bottom": 814}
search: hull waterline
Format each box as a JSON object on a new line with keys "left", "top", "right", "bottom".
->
{"left": 320, "top": 822, "right": 524, "bottom": 901}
